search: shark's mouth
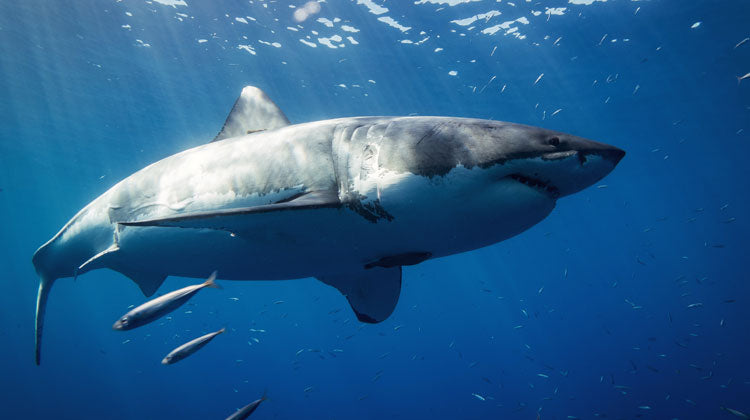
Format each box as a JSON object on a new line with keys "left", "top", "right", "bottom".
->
{"left": 508, "top": 174, "right": 560, "bottom": 198}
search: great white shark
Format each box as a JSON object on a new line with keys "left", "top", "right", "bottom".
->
{"left": 32, "top": 86, "right": 624, "bottom": 365}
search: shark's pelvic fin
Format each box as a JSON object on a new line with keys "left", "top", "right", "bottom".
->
{"left": 35, "top": 276, "right": 55, "bottom": 365}
{"left": 317, "top": 266, "right": 402, "bottom": 323}
{"left": 118, "top": 190, "right": 341, "bottom": 231}
{"left": 364, "top": 252, "right": 432, "bottom": 269}
{"left": 115, "top": 268, "right": 166, "bottom": 297}
{"left": 78, "top": 242, "right": 165, "bottom": 296}
{"left": 212, "top": 85, "right": 290, "bottom": 142}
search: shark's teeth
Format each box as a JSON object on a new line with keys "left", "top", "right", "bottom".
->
{"left": 541, "top": 150, "right": 576, "bottom": 161}
{"left": 508, "top": 174, "right": 560, "bottom": 198}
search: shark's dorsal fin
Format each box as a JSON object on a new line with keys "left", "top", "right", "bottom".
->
{"left": 212, "top": 86, "right": 290, "bottom": 142}
{"left": 317, "top": 267, "right": 402, "bottom": 323}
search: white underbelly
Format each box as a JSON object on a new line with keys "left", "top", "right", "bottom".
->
{"left": 113, "top": 170, "right": 555, "bottom": 280}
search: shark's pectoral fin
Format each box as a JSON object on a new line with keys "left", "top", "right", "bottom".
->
{"left": 35, "top": 276, "right": 55, "bottom": 365}
{"left": 317, "top": 267, "right": 402, "bottom": 323}
{"left": 212, "top": 85, "right": 290, "bottom": 142}
{"left": 115, "top": 268, "right": 166, "bottom": 297}
{"left": 119, "top": 190, "right": 341, "bottom": 232}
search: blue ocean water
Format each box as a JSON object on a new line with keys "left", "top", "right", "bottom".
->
{"left": 1, "top": 0, "right": 748, "bottom": 418}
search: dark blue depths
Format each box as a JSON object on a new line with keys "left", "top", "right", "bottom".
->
{"left": 0, "top": 0, "right": 748, "bottom": 419}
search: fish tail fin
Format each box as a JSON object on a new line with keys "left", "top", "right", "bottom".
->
{"left": 202, "top": 271, "right": 221, "bottom": 289}
{"left": 35, "top": 275, "right": 56, "bottom": 365}
{"left": 738, "top": 77, "right": 742, "bottom": 85}
{"left": 261, "top": 388, "right": 270, "bottom": 402}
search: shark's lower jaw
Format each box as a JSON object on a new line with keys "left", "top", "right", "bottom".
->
{"left": 507, "top": 173, "right": 560, "bottom": 199}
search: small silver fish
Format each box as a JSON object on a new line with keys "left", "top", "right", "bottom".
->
{"left": 225, "top": 393, "right": 267, "bottom": 420}
{"left": 113, "top": 272, "right": 220, "bottom": 330}
{"left": 722, "top": 406, "right": 750, "bottom": 419}
{"left": 162, "top": 327, "right": 225, "bottom": 364}
{"left": 738, "top": 73, "right": 750, "bottom": 85}
{"left": 472, "top": 393, "right": 486, "bottom": 401}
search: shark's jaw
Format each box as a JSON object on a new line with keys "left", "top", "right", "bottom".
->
{"left": 497, "top": 147, "right": 624, "bottom": 201}
{"left": 507, "top": 173, "right": 561, "bottom": 199}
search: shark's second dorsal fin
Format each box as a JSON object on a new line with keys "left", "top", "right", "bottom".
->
{"left": 212, "top": 86, "right": 290, "bottom": 142}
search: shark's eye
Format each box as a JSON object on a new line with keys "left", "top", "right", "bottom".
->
{"left": 547, "top": 136, "right": 560, "bottom": 146}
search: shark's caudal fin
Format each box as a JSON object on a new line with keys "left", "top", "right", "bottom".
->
{"left": 317, "top": 267, "right": 402, "bottom": 323}
{"left": 35, "top": 276, "right": 55, "bottom": 365}
{"left": 212, "top": 86, "right": 290, "bottom": 142}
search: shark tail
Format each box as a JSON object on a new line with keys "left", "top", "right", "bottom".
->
{"left": 35, "top": 276, "right": 55, "bottom": 365}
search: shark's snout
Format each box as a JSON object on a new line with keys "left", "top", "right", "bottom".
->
{"left": 582, "top": 145, "right": 625, "bottom": 167}
{"left": 507, "top": 132, "right": 625, "bottom": 200}
{"left": 555, "top": 141, "right": 625, "bottom": 197}
{"left": 607, "top": 146, "right": 626, "bottom": 165}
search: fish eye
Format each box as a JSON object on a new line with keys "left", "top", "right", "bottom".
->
{"left": 121, "top": 317, "right": 128, "bottom": 324}
{"left": 547, "top": 136, "right": 560, "bottom": 146}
